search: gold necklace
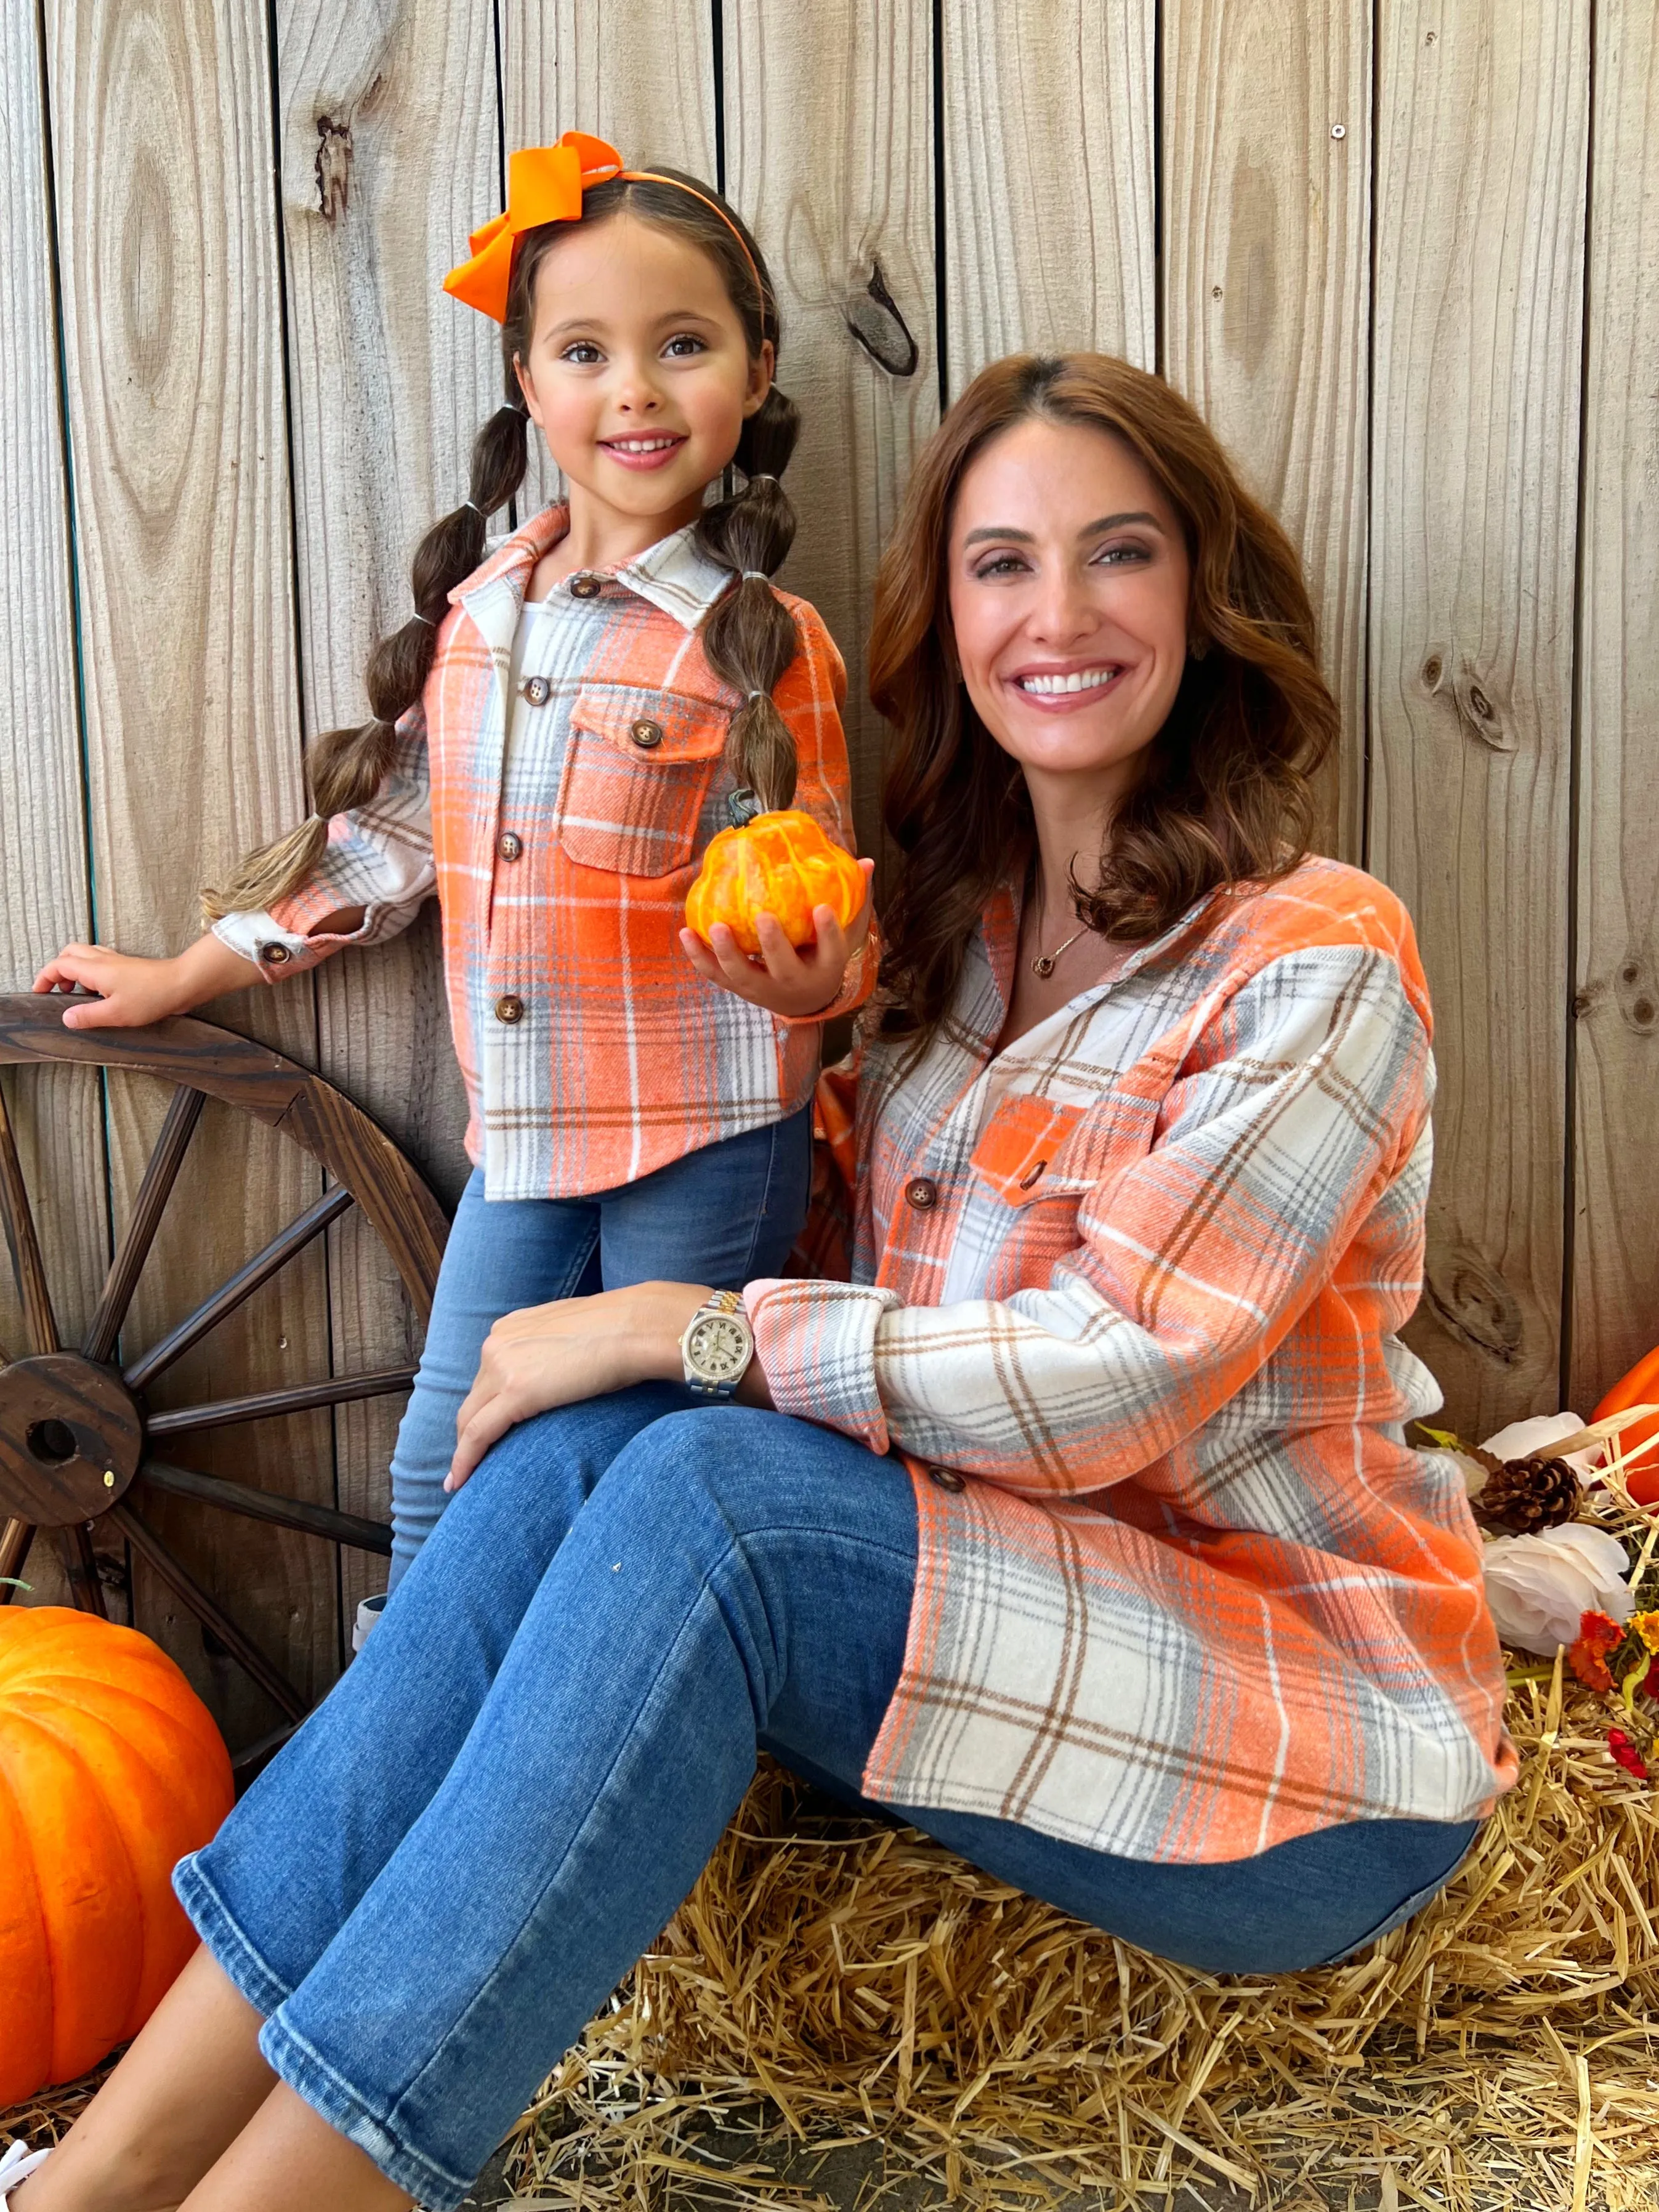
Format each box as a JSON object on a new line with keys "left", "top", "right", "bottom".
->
{"left": 1030, "top": 918, "right": 1090, "bottom": 979}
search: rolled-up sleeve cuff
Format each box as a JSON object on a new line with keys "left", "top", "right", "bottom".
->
{"left": 744, "top": 1277, "right": 898, "bottom": 1450}
{"left": 211, "top": 907, "right": 367, "bottom": 982}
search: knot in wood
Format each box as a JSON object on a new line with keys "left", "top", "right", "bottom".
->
{"left": 1617, "top": 948, "right": 1658, "bottom": 1035}
{"left": 316, "top": 115, "right": 352, "bottom": 222}
{"left": 1425, "top": 1245, "right": 1524, "bottom": 1364}
{"left": 844, "top": 260, "right": 919, "bottom": 378}
{"left": 1449, "top": 660, "right": 1514, "bottom": 752}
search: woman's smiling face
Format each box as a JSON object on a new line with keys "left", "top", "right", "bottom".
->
{"left": 945, "top": 417, "right": 1192, "bottom": 806}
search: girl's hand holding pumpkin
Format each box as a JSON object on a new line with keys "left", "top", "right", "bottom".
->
{"left": 679, "top": 861, "right": 873, "bottom": 1018}
{"left": 679, "top": 809, "right": 874, "bottom": 1017}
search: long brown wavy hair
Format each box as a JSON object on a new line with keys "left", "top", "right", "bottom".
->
{"left": 204, "top": 171, "right": 802, "bottom": 919}
{"left": 868, "top": 352, "right": 1337, "bottom": 1047}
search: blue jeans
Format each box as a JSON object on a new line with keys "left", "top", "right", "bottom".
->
{"left": 176, "top": 1389, "right": 1478, "bottom": 2212}
{"left": 386, "top": 1108, "right": 812, "bottom": 1583}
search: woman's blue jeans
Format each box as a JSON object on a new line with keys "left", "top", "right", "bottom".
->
{"left": 176, "top": 1388, "right": 1478, "bottom": 2212}
{"left": 386, "top": 1108, "right": 812, "bottom": 1583}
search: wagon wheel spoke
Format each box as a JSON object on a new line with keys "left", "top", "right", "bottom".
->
{"left": 0, "top": 1517, "right": 36, "bottom": 1605}
{"left": 136, "top": 1458, "right": 392, "bottom": 1556}
{"left": 146, "top": 1364, "right": 418, "bottom": 1439}
{"left": 230, "top": 1719, "right": 299, "bottom": 1776}
{"left": 122, "top": 1182, "right": 355, "bottom": 1395}
{"left": 110, "top": 1498, "right": 307, "bottom": 1722}
{"left": 83, "top": 1085, "right": 205, "bottom": 1365}
{"left": 0, "top": 1076, "right": 60, "bottom": 1354}
{"left": 55, "top": 1522, "right": 108, "bottom": 1618}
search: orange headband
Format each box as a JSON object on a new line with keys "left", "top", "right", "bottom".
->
{"left": 442, "top": 131, "right": 767, "bottom": 336}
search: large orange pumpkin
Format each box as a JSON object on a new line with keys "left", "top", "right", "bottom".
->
{"left": 685, "top": 809, "right": 865, "bottom": 956}
{"left": 1592, "top": 1343, "right": 1659, "bottom": 1506}
{"left": 0, "top": 1608, "right": 233, "bottom": 2103}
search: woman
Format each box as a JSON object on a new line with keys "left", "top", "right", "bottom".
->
{"left": 12, "top": 355, "right": 1514, "bottom": 2212}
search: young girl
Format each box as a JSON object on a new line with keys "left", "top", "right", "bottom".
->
{"left": 34, "top": 132, "right": 873, "bottom": 1592}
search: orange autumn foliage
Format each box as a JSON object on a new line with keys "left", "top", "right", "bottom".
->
{"left": 685, "top": 809, "right": 865, "bottom": 957}
{"left": 0, "top": 1608, "right": 233, "bottom": 2104}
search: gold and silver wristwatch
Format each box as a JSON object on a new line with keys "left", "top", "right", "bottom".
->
{"left": 680, "top": 1289, "right": 755, "bottom": 1400}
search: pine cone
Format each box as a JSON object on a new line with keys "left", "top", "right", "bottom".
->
{"left": 1474, "top": 1450, "right": 1581, "bottom": 1533}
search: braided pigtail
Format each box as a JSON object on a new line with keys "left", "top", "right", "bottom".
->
{"left": 202, "top": 381, "right": 532, "bottom": 920}
{"left": 694, "top": 389, "right": 802, "bottom": 813}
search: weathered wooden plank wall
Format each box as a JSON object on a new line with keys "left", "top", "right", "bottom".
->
{"left": 2, "top": 0, "right": 1653, "bottom": 1736}
{"left": 1369, "top": 0, "right": 1589, "bottom": 1438}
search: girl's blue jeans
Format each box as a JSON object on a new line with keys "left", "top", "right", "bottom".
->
{"left": 176, "top": 1386, "right": 1479, "bottom": 2212}
{"left": 386, "top": 1108, "right": 813, "bottom": 1584}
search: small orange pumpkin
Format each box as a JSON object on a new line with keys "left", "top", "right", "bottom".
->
{"left": 0, "top": 1607, "right": 233, "bottom": 2104}
{"left": 685, "top": 809, "right": 865, "bottom": 956}
{"left": 1592, "top": 1343, "right": 1659, "bottom": 1506}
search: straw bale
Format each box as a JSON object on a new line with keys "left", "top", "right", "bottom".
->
{"left": 504, "top": 1652, "right": 1659, "bottom": 2211}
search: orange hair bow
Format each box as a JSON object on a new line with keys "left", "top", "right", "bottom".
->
{"left": 443, "top": 132, "right": 624, "bottom": 323}
{"left": 443, "top": 130, "right": 766, "bottom": 333}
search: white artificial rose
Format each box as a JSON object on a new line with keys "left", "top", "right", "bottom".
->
{"left": 1480, "top": 1411, "right": 1601, "bottom": 1479}
{"left": 1481, "top": 1522, "right": 1634, "bottom": 1655}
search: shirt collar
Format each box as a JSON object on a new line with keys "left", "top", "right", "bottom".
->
{"left": 615, "top": 522, "right": 735, "bottom": 629}
{"left": 976, "top": 874, "right": 1239, "bottom": 1044}
{"left": 453, "top": 504, "right": 734, "bottom": 632}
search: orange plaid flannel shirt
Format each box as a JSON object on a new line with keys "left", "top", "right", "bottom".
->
{"left": 746, "top": 859, "right": 1517, "bottom": 1863}
{"left": 216, "top": 507, "right": 870, "bottom": 1198}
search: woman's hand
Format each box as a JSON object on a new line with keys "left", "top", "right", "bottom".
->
{"left": 447, "top": 1281, "right": 710, "bottom": 1493}
{"left": 679, "top": 858, "right": 875, "bottom": 1019}
{"left": 32, "top": 932, "right": 259, "bottom": 1029}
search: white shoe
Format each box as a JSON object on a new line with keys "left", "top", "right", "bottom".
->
{"left": 352, "top": 1592, "right": 387, "bottom": 1652}
{"left": 0, "top": 2141, "right": 48, "bottom": 2198}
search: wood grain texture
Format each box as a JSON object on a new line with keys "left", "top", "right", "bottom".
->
{"left": 1368, "top": 0, "right": 1589, "bottom": 1435}
{"left": 724, "top": 0, "right": 936, "bottom": 866}
{"left": 0, "top": 3, "right": 107, "bottom": 1532}
{"left": 499, "top": 0, "right": 719, "bottom": 516}
{"left": 1568, "top": 0, "right": 1659, "bottom": 1413}
{"left": 46, "top": 0, "right": 336, "bottom": 1739}
{"left": 941, "top": 0, "right": 1156, "bottom": 392}
{"left": 1161, "top": 0, "right": 1371, "bottom": 861}
{"left": 273, "top": 0, "right": 489, "bottom": 1629}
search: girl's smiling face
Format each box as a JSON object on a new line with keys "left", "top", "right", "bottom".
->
{"left": 946, "top": 418, "right": 1192, "bottom": 815}
{"left": 515, "top": 212, "right": 773, "bottom": 535}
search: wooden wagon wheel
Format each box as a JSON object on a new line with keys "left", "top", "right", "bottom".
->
{"left": 0, "top": 993, "right": 447, "bottom": 1756}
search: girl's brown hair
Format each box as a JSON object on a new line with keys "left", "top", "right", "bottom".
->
{"left": 204, "top": 171, "right": 801, "bottom": 920}
{"left": 868, "top": 352, "right": 1337, "bottom": 1047}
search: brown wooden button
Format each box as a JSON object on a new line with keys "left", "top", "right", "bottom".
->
{"left": 259, "top": 942, "right": 292, "bottom": 965}
{"left": 905, "top": 1176, "right": 939, "bottom": 1211}
{"left": 568, "top": 574, "right": 602, "bottom": 599}
{"left": 927, "top": 1464, "right": 966, "bottom": 1494}
{"left": 519, "top": 675, "right": 551, "bottom": 706}
{"left": 497, "top": 831, "right": 523, "bottom": 862}
{"left": 630, "top": 718, "right": 664, "bottom": 749}
{"left": 494, "top": 994, "right": 525, "bottom": 1025}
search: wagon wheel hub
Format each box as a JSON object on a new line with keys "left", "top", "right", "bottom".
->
{"left": 0, "top": 1353, "right": 142, "bottom": 1527}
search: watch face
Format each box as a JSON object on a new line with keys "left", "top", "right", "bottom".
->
{"left": 688, "top": 1312, "right": 751, "bottom": 1381}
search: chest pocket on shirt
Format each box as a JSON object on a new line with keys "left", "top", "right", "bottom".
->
{"left": 553, "top": 685, "right": 730, "bottom": 877}
{"left": 969, "top": 1094, "right": 1093, "bottom": 1206}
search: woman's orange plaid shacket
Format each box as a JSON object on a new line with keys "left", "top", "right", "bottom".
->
{"left": 746, "top": 860, "right": 1518, "bottom": 1864}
